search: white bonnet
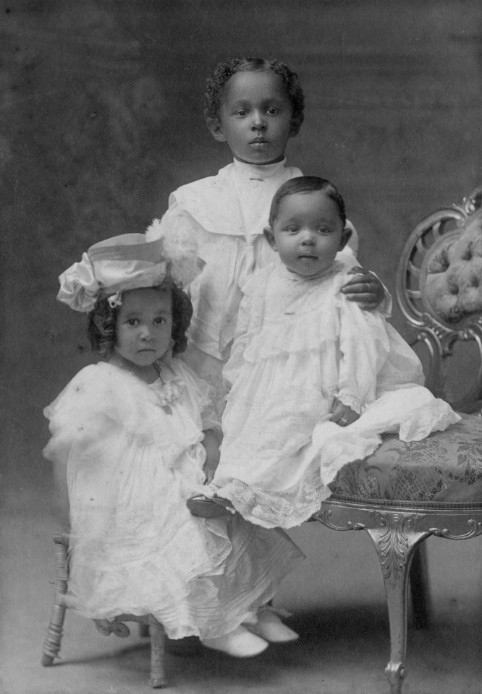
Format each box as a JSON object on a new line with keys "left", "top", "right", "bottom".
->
{"left": 57, "top": 220, "right": 201, "bottom": 313}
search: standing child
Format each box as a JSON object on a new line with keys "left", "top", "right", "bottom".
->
{"left": 188, "top": 177, "right": 460, "bottom": 528}
{"left": 147, "top": 57, "right": 386, "bottom": 415}
{"left": 42, "top": 229, "right": 303, "bottom": 656}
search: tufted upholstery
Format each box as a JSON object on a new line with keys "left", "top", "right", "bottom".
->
{"left": 329, "top": 414, "right": 482, "bottom": 503}
{"left": 424, "top": 209, "right": 482, "bottom": 322}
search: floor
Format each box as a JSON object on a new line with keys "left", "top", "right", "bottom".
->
{"left": 1, "top": 455, "right": 482, "bottom": 694}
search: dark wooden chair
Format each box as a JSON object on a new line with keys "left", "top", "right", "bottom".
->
{"left": 315, "top": 185, "right": 482, "bottom": 694}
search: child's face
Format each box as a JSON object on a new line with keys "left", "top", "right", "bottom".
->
{"left": 208, "top": 70, "right": 296, "bottom": 165}
{"left": 114, "top": 287, "right": 173, "bottom": 368}
{"left": 265, "top": 191, "right": 351, "bottom": 277}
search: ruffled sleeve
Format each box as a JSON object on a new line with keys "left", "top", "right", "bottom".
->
{"left": 43, "top": 366, "right": 156, "bottom": 521}
{"left": 43, "top": 366, "right": 125, "bottom": 465}
{"left": 44, "top": 366, "right": 159, "bottom": 470}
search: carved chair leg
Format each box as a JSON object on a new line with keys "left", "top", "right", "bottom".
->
{"left": 409, "top": 545, "right": 430, "bottom": 629}
{"left": 365, "top": 514, "right": 430, "bottom": 694}
{"left": 41, "top": 531, "right": 70, "bottom": 666}
{"left": 148, "top": 617, "right": 167, "bottom": 688}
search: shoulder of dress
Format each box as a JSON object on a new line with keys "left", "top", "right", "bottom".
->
{"left": 168, "top": 165, "right": 245, "bottom": 236}
{"left": 284, "top": 165, "right": 303, "bottom": 178}
{"left": 67, "top": 363, "right": 104, "bottom": 385}
{"left": 171, "top": 164, "right": 233, "bottom": 200}
{"left": 73, "top": 362, "right": 147, "bottom": 393}
{"left": 242, "top": 263, "right": 276, "bottom": 295}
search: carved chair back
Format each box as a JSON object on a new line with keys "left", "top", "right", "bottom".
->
{"left": 396, "top": 185, "right": 482, "bottom": 412}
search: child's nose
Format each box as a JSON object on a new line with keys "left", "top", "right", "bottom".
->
{"left": 251, "top": 110, "right": 266, "bottom": 130}
{"left": 140, "top": 325, "right": 153, "bottom": 340}
{"left": 300, "top": 230, "right": 316, "bottom": 244}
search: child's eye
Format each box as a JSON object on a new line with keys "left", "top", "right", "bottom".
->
{"left": 234, "top": 109, "right": 248, "bottom": 117}
{"left": 266, "top": 107, "right": 280, "bottom": 116}
{"left": 127, "top": 318, "right": 139, "bottom": 326}
{"left": 154, "top": 317, "right": 166, "bottom": 326}
{"left": 284, "top": 225, "right": 299, "bottom": 233}
{"left": 318, "top": 226, "right": 332, "bottom": 234}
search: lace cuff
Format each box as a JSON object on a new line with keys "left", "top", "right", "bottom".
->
{"left": 335, "top": 391, "right": 363, "bottom": 414}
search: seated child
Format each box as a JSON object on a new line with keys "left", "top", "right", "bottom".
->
{"left": 188, "top": 177, "right": 460, "bottom": 528}
{"left": 147, "top": 57, "right": 387, "bottom": 415}
{"left": 42, "top": 229, "right": 303, "bottom": 656}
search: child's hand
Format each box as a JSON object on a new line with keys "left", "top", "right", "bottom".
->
{"left": 340, "top": 267, "right": 385, "bottom": 310}
{"left": 330, "top": 397, "right": 360, "bottom": 427}
{"left": 202, "top": 429, "right": 222, "bottom": 483}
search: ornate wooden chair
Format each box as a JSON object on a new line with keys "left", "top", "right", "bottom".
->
{"left": 315, "top": 185, "right": 482, "bottom": 694}
{"left": 41, "top": 531, "right": 167, "bottom": 688}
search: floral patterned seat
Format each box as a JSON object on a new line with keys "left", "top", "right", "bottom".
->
{"left": 315, "top": 186, "right": 482, "bottom": 694}
{"left": 330, "top": 414, "right": 482, "bottom": 504}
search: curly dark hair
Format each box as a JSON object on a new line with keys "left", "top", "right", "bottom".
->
{"left": 204, "top": 57, "right": 305, "bottom": 132}
{"left": 268, "top": 176, "right": 347, "bottom": 227}
{"left": 88, "top": 280, "right": 193, "bottom": 359}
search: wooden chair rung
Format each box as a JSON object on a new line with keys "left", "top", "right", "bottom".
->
{"left": 42, "top": 531, "right": 168, "bottom": 687}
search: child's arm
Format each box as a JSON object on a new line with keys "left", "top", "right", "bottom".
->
{"left": 202, "top": 428, "right": 222, "bottom": 483}
{"left": 182, "top": 362, "right": 223, "bottom": 483}
{"left": 339, "top": 221, "right": 391, "bottom": 314}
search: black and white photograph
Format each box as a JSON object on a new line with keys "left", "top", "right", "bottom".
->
{"left": 2, "top": 2, "right": 482, "bottom": 693}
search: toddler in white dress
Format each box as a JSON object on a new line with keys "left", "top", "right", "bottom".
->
{"left": 188, "top": 177, "right": 460, "bottom": 528}
{"left": 43, "top": 228, "right": 303, "bottom": 656}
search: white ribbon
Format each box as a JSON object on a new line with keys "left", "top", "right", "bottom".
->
{"left": 57, "top": 253, "right": 100, "bottom": 313}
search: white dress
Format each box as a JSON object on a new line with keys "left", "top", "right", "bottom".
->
{"left": 148, "top": 159, "right": 361, "bottom": 411}
{"left": 43, "top": 358, "right": 303, "bottom": 639}
{"left": 211, "top": 263, "right": 460, "bottom": 529}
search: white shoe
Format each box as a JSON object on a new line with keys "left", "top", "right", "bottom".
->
{"left": 245, "top": 609, "right": 299, "bottom": 643}
{"left": 201, "top": 625, "right": 269, "bottom": 658}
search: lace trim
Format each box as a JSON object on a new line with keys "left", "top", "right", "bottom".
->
{"left": 215, "top": 471, "right": 330, "bottom": 529}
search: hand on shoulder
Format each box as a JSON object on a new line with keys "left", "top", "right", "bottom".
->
{"left": 340, "top": 266, "right": 385, "bottom": 311}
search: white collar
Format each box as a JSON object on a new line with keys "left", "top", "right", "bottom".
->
{"left": 233, "top": 158, "right": 287, "bottom": 182}
{"left": 278, "top": 260, "right": 344, "bottom": 283}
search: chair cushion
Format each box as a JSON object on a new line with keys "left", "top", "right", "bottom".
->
{"left": 329, "top": 414, "right": 482, "bottom": 504}
{"left": 425, "top": 210, "right": 482, "bottom": 323}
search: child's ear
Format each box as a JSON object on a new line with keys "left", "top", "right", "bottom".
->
{"left": 339, "top": 227, "right": 352, "bottom": 251}
{"left": 289, "top": 112, "right": 304, "bottom": 137}
{"left": 263, "top": 226, "right": 277, "bottom": 251}
{"left": 206, "top": 116, "right": 227, "bottom": 143}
